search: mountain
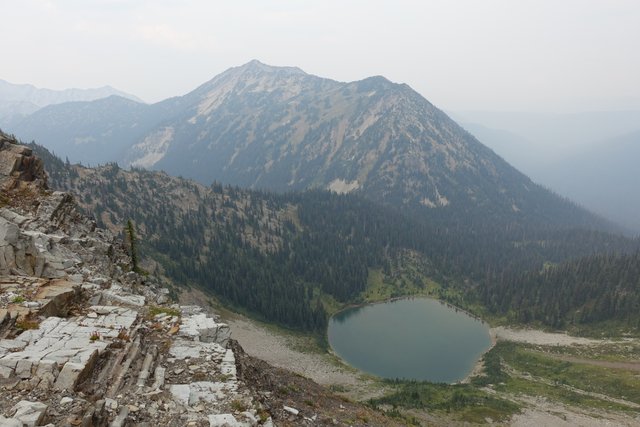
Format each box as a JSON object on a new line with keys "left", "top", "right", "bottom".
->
{"left": 0, "top": 78, "right": 143, "bottom": 125}
{"left": 6, "top": 95, "right": 181, "bottom": 166}
{"left": 2, "top": 127, "right": 639, "bottom": 427}
{"left": 7, "top": 61, "right": 612, "bottom": 230}
{"left": 456, "top": 122, "right": 543, "bottom": 179}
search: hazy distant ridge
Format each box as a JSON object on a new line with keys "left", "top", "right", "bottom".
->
{"left": 0, "top": 78, "right": 143, "bottom": 125}
{"left": 457, "top": 111, "right": 640, "bottom": 232}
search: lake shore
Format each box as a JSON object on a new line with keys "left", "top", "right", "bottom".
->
{"left": 330, "top": 296, "right": 492, "bottom": 383}
{"left": 224, "top": 311, "right": 389, "bottom": 401}
{"left": 460, "top": 326, "right": 614, "bottom": 383}
{"left": 459, "top": 327, "right": 497, "bottom": 384}
{"left": 218, "top": 294, "right": 640, "bottom": 426}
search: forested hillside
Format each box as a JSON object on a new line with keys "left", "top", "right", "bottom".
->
{"left": 30, "top": 142, "right": 640, "bottom": 334}
{"left": 480, "top": 251, "right": 640, "bottom": 328}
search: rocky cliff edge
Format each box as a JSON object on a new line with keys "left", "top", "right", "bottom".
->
{"left": 0, "top": 131, "right": 261, "bottom": 426}
{"left": 0, "top": 133, "right": 398, "bottom": 426}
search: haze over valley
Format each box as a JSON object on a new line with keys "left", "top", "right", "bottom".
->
{"left": 455, "top": 110, "right": 640, "bottom": 232}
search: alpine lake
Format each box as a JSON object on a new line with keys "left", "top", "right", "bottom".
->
{"left": 327, "top": 297, "right": 492, "bottom": 383}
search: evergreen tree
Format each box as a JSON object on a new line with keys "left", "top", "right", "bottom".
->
{"left": 126, "top": 219, "right": 139, "bottom": 273}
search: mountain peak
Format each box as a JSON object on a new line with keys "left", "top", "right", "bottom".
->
{"left": 232, "top": 59, "right": 306, "bottom": 76}
{"left": 188, "top": 60, "right": 311, "bottom": 107}
{"left": 353, "top": 75, "right": 399, "bottom": 91}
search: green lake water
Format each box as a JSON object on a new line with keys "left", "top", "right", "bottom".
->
{"left": 327, "top": 297, "right": 492, "bottom": 383}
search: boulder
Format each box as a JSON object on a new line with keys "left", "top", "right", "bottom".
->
{"left": 11, "top": 400, "right": 48, "bottom": 427}
{"left": 179, "top": 313, "right": 231, "bottom": 346}
{"left": 208, "top": 414, "right": 242, "bottom": 427}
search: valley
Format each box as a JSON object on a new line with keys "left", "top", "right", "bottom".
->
{"left": 456, "top": 111, "right": 640, "bottom": 233}
{"left": 17, "top": 127, "right": 638, "bottom": 423}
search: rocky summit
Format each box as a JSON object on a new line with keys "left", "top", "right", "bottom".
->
{"left": 0, "top": 133, "right": 398, "bottom": 426}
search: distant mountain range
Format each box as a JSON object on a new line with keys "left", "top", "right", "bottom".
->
{"left": 541, "top": 130, "right": 640, "bottom": 232}
{"left": 0, "top": 78, "right": 143, "bottom": 125}
{"left": 452, "top": 110, "right": 640, "bottom": 159}
{"left": 4, "top": 60, "right": 611, "bottom": 230}
{"left": 457, "top": 111, "right": 640, "bottom": 232}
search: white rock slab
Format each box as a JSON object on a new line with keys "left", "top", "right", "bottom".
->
{"left": 169, "top": 384, "right": 191, "bottom": 405}
{"left": 12, "top": 400, "right": 48, "bottom": 427}
{"left": 283, "top": 405, "right": 299, "bottom": 416}
{"left": 0, "top": 415, "right": 22, "bottom": 427}
{"left": 169, "top": 340, "right": 225, "bottom": 360}
{"left": 208, "top": 414, "right": 243, "bottom": 427}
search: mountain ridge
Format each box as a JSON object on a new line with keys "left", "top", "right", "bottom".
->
{"left": 0, "top": 78, "right": 143, "bottom": 126}
{"left": 0, "top": 78, "right": 144, "bottom": 105}
{"left": 5, "top": 61, "right": 614, "bottom": 231}
{"left": 461, "top": 112, "right": 640, "bottom": 233}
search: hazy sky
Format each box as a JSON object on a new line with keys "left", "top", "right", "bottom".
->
{"left": 3, "top": 0, "right": 639, "bottom": 112}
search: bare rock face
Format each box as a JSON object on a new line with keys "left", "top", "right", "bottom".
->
{"left": 0, "top": 132, "right": 47, "bottom": 191}
{"left": 0, "top": 195, "right": 262, "bottom": 425}
{"left": 0, "top": 192, "right": 103, "bottom": 278}
{"left": 0, "top": 139, "right": 268, "bottom": 426}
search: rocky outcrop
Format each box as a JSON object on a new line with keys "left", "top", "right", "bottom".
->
{"left": 0, "top": 192, "right": 107, "bottom": 278}
{"left": 0, "top": 183, "right": 268, "bottom": 425}
{"left": 0, "top": 132, "right": 46, "bottom": 191}
{"left": 0, "top": 138, "right": 267, "bottom": 426}
{"left": 0, "top": 132, "right": 109, "bottom": 279}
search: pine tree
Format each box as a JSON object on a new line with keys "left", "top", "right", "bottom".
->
{"left": 126, "top": 219, "right": 139, "bottom": 273}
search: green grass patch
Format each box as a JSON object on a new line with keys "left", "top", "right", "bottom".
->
{"left": 16, "top": 319, "right": 40, "bottom": 330}
{"left": 360, "top": 266, "right": 438, "bottom": 304}
{"left": 565, "top": 320, "right": 640, "bottom": 339}
{"left": 319, "top": 292, "right": 343, "bottom": 316}
{"left": 370, "top": 380, "right": 520, "bottom": 423}
{"left": 540, "top": 342, "right": 640, "bottom": 363}
{"left": 472, "top": 344, "right": 509, "bottom": 386}
{"left": 11, "top": 295, "right": 25, "bottom": 304}
{"left": 498, "top": 376, "right": 634, "bottom": 412}
{"left": 329, "top": 384, "right": 348, "bottom": 393}
{"left": 476, "top": 341, "right": 640, "bottom": 413}
{"left": 230, "top": 399, "right": 248, "bottom": 412}
{"left": 148, "top": 305, "right": 181, "bottom": 318}
{"left": 496, "top": 342, "right": 640, "bottom": 405}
